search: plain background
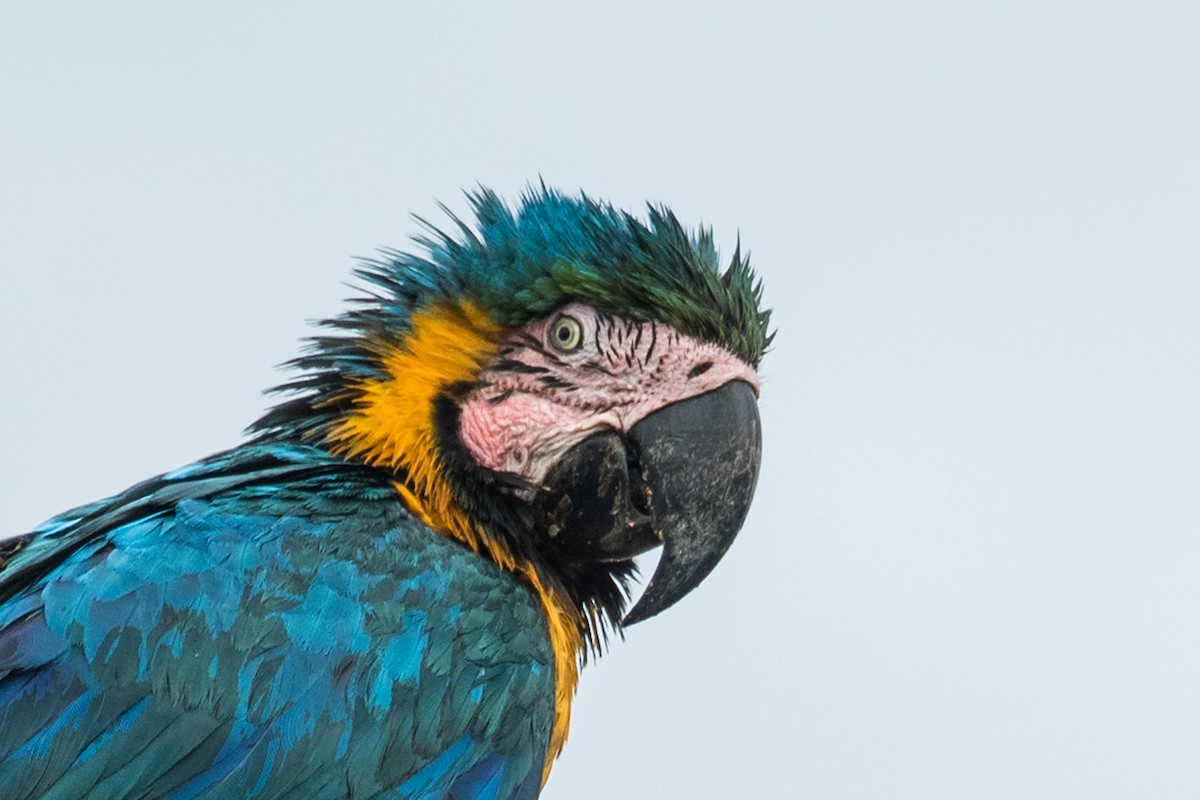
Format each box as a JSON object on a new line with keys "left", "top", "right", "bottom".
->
{"left": 2, "top": 4, "right": 1198, "bottom": 798}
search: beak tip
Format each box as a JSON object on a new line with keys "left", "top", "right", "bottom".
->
{"left": 620, "top": 588, "right": 666, "bottom": 626}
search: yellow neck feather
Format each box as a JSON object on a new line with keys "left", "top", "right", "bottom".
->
{"left": 326, "top": 299, "right": 582, "bottom": 786}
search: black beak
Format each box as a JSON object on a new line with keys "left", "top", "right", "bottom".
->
{"left": 536, "top": 380, "right": 762, "bottom": 625}
{"left": 622, "top": 381, "right": 762, "bottom": 623}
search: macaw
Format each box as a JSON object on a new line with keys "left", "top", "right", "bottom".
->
{"left": 0, "top": 187, "right": 770, "bottom": 799}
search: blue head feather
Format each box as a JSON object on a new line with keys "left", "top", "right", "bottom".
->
{"left": 252, "top": 184, "right": 770, "bottom": 441}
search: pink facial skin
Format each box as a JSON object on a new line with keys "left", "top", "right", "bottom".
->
{"left": 457, "top": 302, "right": 760, "bottom": 489}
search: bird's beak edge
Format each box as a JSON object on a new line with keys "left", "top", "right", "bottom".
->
{"left": 535, "top": 380, "right": 762, "bottom": 624}
{"left": 623, "top": 380, "right": 762, "bottom": 624}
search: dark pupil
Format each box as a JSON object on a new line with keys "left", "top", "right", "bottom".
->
{"left": 557, "top": 325, "right": 570, "bottom": 341}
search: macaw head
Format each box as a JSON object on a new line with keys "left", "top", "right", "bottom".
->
{"left": 253, "top": 185, "right": 770, "bottom": 647}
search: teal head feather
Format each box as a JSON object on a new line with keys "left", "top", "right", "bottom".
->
{"left": 253, "top": 184, "right": 771, "bottom": 441}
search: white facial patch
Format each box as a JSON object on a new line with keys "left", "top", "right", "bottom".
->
{"left": 457, "top": 303, "right": 759, "bottom": 486}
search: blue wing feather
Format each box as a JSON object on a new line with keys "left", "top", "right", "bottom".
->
{"left": 0, "top": 444, "right": 553, "bottom": 799}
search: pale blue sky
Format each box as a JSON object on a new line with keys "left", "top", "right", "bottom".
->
{"left": 2, "top": 3, "right": 1198, "bottom": 798}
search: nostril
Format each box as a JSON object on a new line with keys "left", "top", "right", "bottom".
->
{"left": 687, "top": 361, "right": 713, "bottom": 379}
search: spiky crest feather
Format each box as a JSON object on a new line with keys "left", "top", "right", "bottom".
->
{"left": 253, "top": 185, "right": 769, "bottom": 441}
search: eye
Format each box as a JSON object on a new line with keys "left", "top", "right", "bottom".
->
{"left": 549, "top": 314, "right": 584, "bottom": 353}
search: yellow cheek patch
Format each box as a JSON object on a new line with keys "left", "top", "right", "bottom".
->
{"left": 326, "top": 298, "right": 583, "bottom": 786}
{"left": 329, "top": 299, "right": 502, "bottom": 555}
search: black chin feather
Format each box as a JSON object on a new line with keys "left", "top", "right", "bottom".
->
{"left": 432, "top": 392, "right": 635, "bottom": 659}
{"left": 545, "top": 556, "right": 638, "bottom": 660}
